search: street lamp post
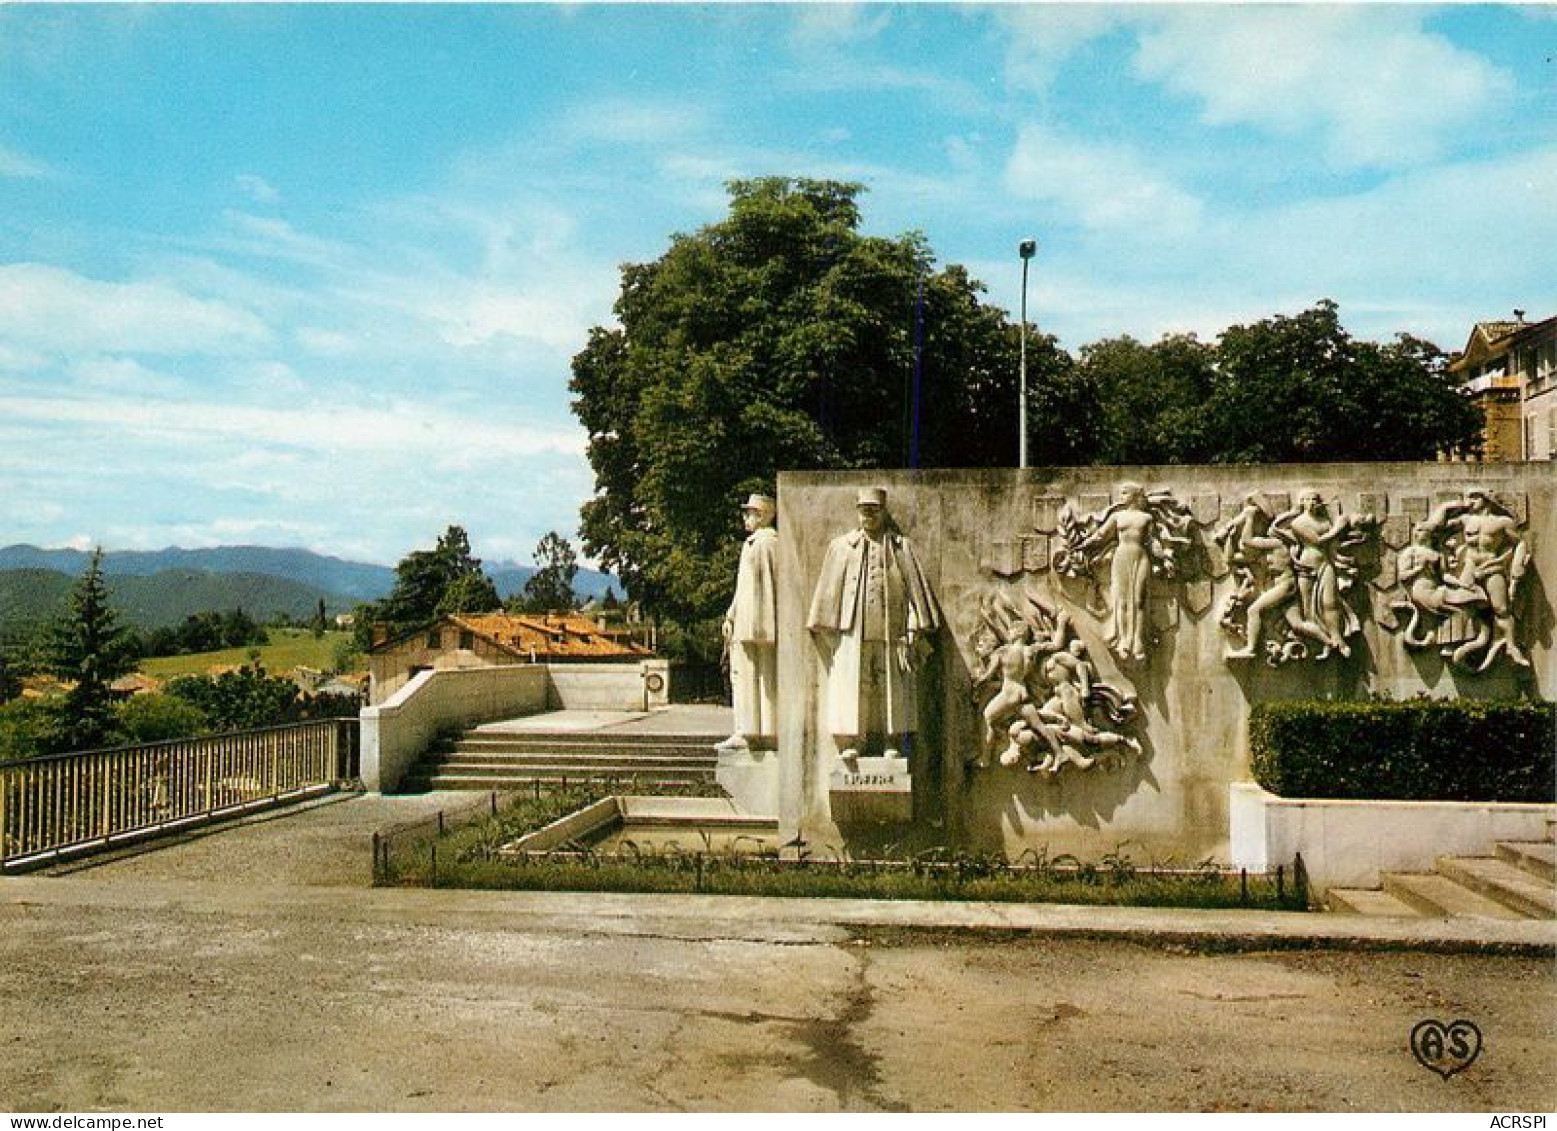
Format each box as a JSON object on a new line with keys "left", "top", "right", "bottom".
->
{"left": 1017, "top": 238, "right": 1037, "bottom": 469}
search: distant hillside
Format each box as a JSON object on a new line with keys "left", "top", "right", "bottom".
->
{"left": 0, "top": 545, "right": 393, "bottom": 601}
{"left": 0, "top": 545, "right": 625, "bottom": 628}
{"left": 0, "top": 569, "right": 74, "bottom": 637}
{"left": 0, "top": 568, "right": 356, "bottom": 633}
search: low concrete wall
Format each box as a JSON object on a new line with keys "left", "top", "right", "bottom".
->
{"left": 546, "top": 660, "right": 670, "bottom": 711}
{"left": 1229, "top": 781, "right": 1557, "bottom": 891}
{"left": 360, "top": 665, "right": 550, "bottom": 791}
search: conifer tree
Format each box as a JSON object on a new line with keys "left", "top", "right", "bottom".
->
{"left": 46, "top": 549, "right": 136, "bottom": 750}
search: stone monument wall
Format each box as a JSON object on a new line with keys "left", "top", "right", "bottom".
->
{"left": 775, "top": 462, "right": 1555, "bottom": 862}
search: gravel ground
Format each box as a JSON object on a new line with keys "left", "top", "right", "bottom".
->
{"left": 1, "top": 793, "right": 1550, "bottom": 1112}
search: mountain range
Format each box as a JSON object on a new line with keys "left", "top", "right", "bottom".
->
{"left": 0, "top": 544, "right": 623, "bottom": 633}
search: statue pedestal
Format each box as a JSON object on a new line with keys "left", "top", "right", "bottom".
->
{"left": 715, "top": 741, "right": 781, "bottom": 817}
{"left": 829, "top": 754, "right": 912, "bottom": 824}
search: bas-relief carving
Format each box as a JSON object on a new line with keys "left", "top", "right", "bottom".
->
{"left": 807, "top": 487, "right": 942, "bottom": 760}
{"left": 1052, "top": 482, "right": 1197, "bottom": 663}
{"left": 1217, "top": 490, "right": 1380, "bottom": 665}
{"left": 969, "top": 587, "right": 1140, "bottom": 775}
{"left": 719, "top": 493, "right": 778, "bottom": 752}
{"left": 979, "top": 480, "right": 1542, "bottom": 679}
{"left": 1386, "top": 489, "right": 1533, "bottom": 671}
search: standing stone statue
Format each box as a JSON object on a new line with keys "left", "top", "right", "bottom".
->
{"left": 807, "top": 487, "right": 941, "bottom": 759}
{"left": 719, "top": 493, "right": 779, "bottom": 751}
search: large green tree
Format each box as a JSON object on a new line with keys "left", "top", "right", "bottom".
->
{"left": 513, "top": 532, "right": 580, "bottom": 614}
{"left": 44, "top": 549, "right": 138, "bottom": 751}
{"left": 1204, "top": 301, "right": 1480, "bottom": 462}
{"left": 1075, "top": 302, "right": 1482, "bottom": 465}
{"left": 571, "top": 177, "right": 1077, "bottom": 623}
{"left": 1079, "top": 333, "right": 1218, "bottom": 465}
{"left": 358, "top": 525, "right": 501, "bottom": 646}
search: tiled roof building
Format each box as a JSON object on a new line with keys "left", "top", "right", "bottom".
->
{"left": 367, "top": 611, "right": 652, "bottom": 705}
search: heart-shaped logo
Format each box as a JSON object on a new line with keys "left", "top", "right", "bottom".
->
{"left": 1410, "top": 1019, "right": 1482, "bottom": 1080}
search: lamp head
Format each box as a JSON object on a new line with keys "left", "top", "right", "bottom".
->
{"left": 1018, "top": 238, "right": 1037, "bottom": 260}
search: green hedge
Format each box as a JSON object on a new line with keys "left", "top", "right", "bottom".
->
{"left": 1250, "top": 698, "right": 1556, "bottom": 803}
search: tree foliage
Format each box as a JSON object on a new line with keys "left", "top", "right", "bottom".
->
{"left": 514, "top": 532, "right": 579, "bottom": 613}
{"left": 139, "top": 608, "right": 270, "bottom": 659}
{"left": 358, "top": 525, "right": 501, "bottom": 646}
{"left": 165, "top": 664, "right": 301, "bottom": 732}
{"left": 1076, "top": 302, "right": 1481, "bottom": 465}
{"left": 44, "top": 549, "right": 138, "bottom": 751}
{"left": 571, "top": 177, "right": 1071, "bottom": 622}
{"left": 115, "top": 693, "right": 209, "bottom": 745}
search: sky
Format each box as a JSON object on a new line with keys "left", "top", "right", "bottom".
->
{"left": 0, "top": 3, "right": 1552, "bottom": 568}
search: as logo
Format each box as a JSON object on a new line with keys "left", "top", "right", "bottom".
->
{"left": 1410, "top": 1018, "right": 1482, "bottom": 1080}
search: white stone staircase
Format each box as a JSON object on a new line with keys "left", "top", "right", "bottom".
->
{"left": 400, "top": 728, "right": 720, "bottom": 792}
{"left": 1327, "top": 820, "right": 1556, "bottom": 920}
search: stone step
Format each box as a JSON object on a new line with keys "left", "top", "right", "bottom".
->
{"left": 1496, "top": 840, "right": 1556, "bottom": 883}
{"left": 458, "top": 732, "right": 717, "bottom": 750}
{"left": 402, "top": 771, "right": 715, "bottom": 792}
{"left": 1325, "top": 888, "right": 1426, "bottom": 917}
{"left": 433, "top": 752, "right": 716, "bottom": 769}
{"left": 1380, "top": 872, "right": 1528, "bottom": 920}
{"left": 1435, "top": 855, "right": 1557, "bottom": 919}
{"left": 451, "top": 741, "right": 717, "bottom": 759}
{"left": 429, "top": 757, "right": 713, "bottom": 775}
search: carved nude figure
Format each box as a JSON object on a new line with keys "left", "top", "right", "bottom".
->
{"left": 973, "top": 608, "right": 1070, "bottom": 760}
{"left": 1391, "top": 519, "right": 1488, "bottom": 652}
{"left": 1005, "top": 652, "right": 1141, "bottom": 774}
{"left": 1284, "top": 490, "right": 1361, "bottom": 659}
{"left": 1223, "top": 490, "right": 1371, "bottom": 664}
{"left": 1450, "top": 489, "right": 1531, "bottom": 668}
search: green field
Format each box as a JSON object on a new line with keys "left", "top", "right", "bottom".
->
{"left": 139, "top": 629, "right": 360, "bottom": 680}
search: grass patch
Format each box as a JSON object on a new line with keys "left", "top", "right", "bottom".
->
{"left": 374, "top": 784, "right": 1307, "bottom": 912}
{"left": 140, "top": 629, "right": 356, "bottom": 680}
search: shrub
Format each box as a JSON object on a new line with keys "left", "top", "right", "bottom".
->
{"left": 165, "top": 665, "right": 300, "bottom": 731}
{"left": 1250, "top": 697, "right": 1556, "bottom": 802}
{"left": 116, "top": 693, "right": 209, "bottom": 745}
{"left": 0, "top": 698, "right": 65, "bottom": 762}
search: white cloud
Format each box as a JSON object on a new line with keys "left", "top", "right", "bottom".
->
{"left": 0, "top": 342, "right": 49, "bottom": 372}
{"left": 0, "top": 393, "right": 584, "bottom": 462}
{"left": 0, "top": 263, "right": 270, "bottom": 356}
{"left": 0, "top": 142, "right": 54, "bottom": 179}
{"left": 67, "top": 355, "right": 188, "bottom": 397}
{"left": 981, "top": 144, "right": 1557, "bottom": 352}
{"left": 997, "top": 6, "right": 1123, "bottom": 92}
{"left": 295, "top": 327, "right": 356, "bottom": 357}
{"left": 558, "top": 100, "right": 711, "bottom": 147}
{"left": 787, "top": 4, "right": 892, "bottom": 48}
{"left": 1004, "top": 123, "right": 1203, "bottom": 237}
{"left": 217, "top": 211, "right": 358, "bottom": 272}
{"left": 235, "top": 174, "right": 281, "bottom": 205}
{"left": 1131, "top": 7, "right": 1514, "bottom": 168}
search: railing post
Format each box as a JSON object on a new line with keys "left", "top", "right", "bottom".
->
{"left": 0, "top": 766, "right": 9, "bottom": 865}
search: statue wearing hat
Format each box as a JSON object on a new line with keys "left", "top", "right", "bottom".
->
{"left": 807, "top": 487, "right": 941, "bottom": 759}
{"left": 720, "top": 493, "right": 779, "bottom": 751}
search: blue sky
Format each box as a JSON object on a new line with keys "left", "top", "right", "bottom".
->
{"left": 0, "top": 4, "right": 1552, "bottom": 567}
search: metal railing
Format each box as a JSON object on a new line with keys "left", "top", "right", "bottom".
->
{"left": 0, "top": 719, "right": 357, "bottom": 870}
